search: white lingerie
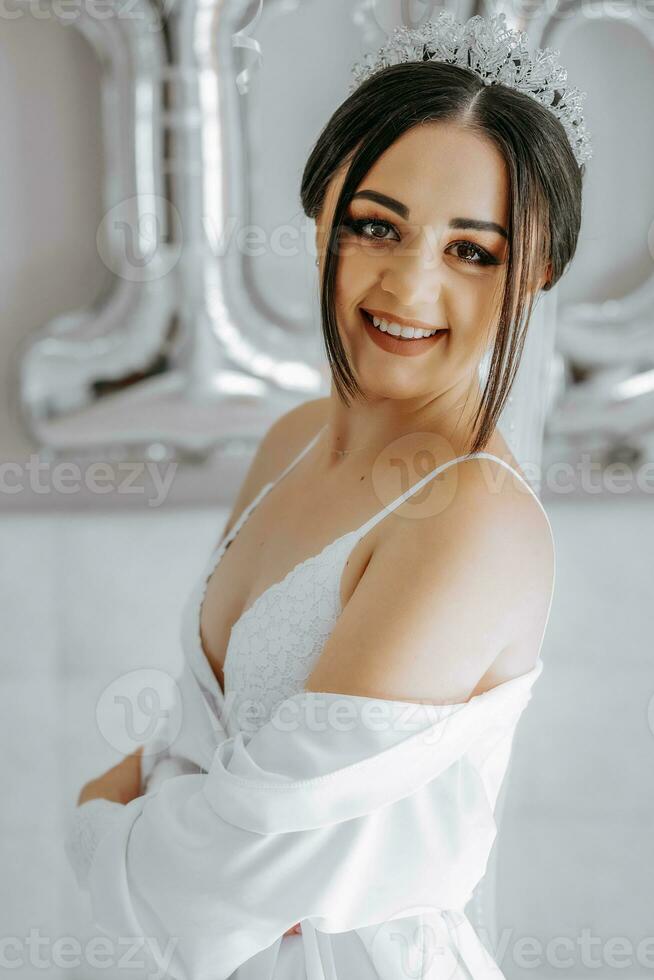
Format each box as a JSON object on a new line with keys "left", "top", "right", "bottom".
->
{"left": 64, "top": 424, "right": 555, "bottom": 980}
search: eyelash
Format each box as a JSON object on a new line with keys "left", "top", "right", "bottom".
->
{"left": 341, "top": 216, "right": 499, "bottom": 267}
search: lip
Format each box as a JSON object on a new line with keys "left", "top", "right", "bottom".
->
{"left": 362, "top": 308, "right": 448, "bottom": 333}
{"left": 360, "top": 309, "right": 447, "bottom": 357}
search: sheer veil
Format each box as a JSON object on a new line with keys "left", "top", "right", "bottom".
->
{"left": 480, "top": 287, "right": 558, "bottom": 491}
{"left": 469, "top": 284, "right": 557, "bottom": 949}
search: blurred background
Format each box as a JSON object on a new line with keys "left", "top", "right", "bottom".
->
{"left": 1, "top": 1, "right": 653, "bottom": 978}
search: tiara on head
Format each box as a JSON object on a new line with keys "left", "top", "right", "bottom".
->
{"left": 349, "top": 11, "right": 592, "bottom": 168}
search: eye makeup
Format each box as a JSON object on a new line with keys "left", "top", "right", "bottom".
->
{"left": 341, "top": 213, "right": 502, "bottom": 267}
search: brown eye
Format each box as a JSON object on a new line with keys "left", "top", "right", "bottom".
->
{"left": 447, "top": 241, "right": 497, "bottom": 267}
{"left": 368, "top": 221, "right": 392, "bottom": 239}
{"left": 342, "top": 217, "right": 400, "bottom": 243}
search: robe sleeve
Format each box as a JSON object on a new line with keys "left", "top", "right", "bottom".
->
{"left": 63, "top": 687, "right": 530, "bottom": 980}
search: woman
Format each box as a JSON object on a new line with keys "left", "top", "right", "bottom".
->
{"left": 67, "top": 12, "right": 589, "bottom": 979}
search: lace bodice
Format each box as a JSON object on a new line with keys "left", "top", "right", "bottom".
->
{"left": 180, "top": 423, "right": 552, "bottom": 733}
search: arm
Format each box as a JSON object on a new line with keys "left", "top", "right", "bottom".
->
{"left": 77, "top": 748, "right": 144, "bottom": 806}
{"left": 305, "top": 455, "right": 550, "bottom": 703}
{"left": 65, "top": 458, "right": 545, "bottom": 980}
{"left": 69, "top": 692, "right": 505, "bottom": 980}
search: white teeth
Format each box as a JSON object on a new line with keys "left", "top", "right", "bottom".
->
{"left": 370, "top": 315, "right": 439, "bottom": 339}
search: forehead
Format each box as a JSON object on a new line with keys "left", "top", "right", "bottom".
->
{"left": 330, "top": 121, "right": 509, "bottom": 226}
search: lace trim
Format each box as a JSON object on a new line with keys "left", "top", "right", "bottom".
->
{"left": 64, "top": 798, "right": 124, "bottom": 889}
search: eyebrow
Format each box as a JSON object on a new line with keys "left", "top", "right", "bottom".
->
{"left": 351, "top": 189, "right": 509, "bottom": 241}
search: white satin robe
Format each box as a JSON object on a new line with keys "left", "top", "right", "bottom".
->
{"left": 65, "top": 643, "right": 544, "bottom": 980}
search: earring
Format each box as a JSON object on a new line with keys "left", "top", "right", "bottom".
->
{"left": 315, "top": 258, "right": 319, "bottom": 267}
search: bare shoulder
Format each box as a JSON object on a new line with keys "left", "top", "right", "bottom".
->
{"left": 452, "top": 451, "right": 555, "bottom": 559}
{"left": 262, "top": 397, "right": 329, "bottom": 479}
{"left": 218, "top": 398, "right": 327, "bottom": 542}
{"left": 448, "top": 453, "right": 555, "bottom": 674}
{"left": 383, "top": 442, "right": 554, "bottom": 581}
{"left": 305, "top": 450, "right": 554, "bottom": 704}
{"left": 401, "top": 451, "right": 554, "bottom": 624}
{"left": 419, "top": 452, "right": 556, "bottom": 675}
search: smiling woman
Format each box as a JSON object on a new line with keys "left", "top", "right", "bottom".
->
{"left": 302, "top": 55, "right": 584, "bottom": 455}
{"left": 65, "top": 12, "right": 588, "bottom": 980}
{"left": 338, "top": 133, "right": 511, "bottom": 368}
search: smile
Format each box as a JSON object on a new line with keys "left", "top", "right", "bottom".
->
{"left": 360, "top": 309, "right": 448, "bottom": 356}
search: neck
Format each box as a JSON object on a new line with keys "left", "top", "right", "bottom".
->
{"left": 320, "top": 379, "right": 482, "bottom": 464}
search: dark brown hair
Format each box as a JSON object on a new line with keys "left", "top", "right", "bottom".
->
{"left": 300, "top": 61, "right": 585, "bottom": 454}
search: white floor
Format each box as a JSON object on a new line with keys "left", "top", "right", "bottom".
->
{"left": 1, "top": 496, "right": 652, "bottom": 980}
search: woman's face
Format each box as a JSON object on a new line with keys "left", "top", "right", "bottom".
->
{"left": 316, "top": 121, "right": 513, "bottom": 404}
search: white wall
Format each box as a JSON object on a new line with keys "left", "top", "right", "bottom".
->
{"left": 1, "top": 498, "right": 651, "bottom": 979}
{"left": 1, "top": 9, "right": 651, "bottom": 980}
{"left": 0, "top": 16, "right": 108, "bottom": 460}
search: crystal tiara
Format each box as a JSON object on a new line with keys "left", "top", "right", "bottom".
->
{"left": 349, "top": 11, "right": 592, "bottom": 167}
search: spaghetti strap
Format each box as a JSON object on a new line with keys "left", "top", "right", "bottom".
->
{"left": 353, "top": 449, "right": 551, "bottom": 541}
{"left": 213, "top": 426, "right": 553, "bottom": 569}
{"left": 213, "top": 423, "right": 327, "bottom": 555}
{"left": 267, "top": 423, "right": 326, "bottom": 489}
{"left": 354, "top": 452, "right": 475, "bottom": 540}
{"left": 470, "top": 451, "right": 552, "bottom": 531}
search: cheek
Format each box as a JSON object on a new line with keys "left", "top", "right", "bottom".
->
{"left": 454, "top": 280, "right": 502, "bottom": 340}
{"left": 337, "top": 248, "right": 370, "bottom": 287}
{"left": 334, "top": 254, "right": 376, "bottom": 318}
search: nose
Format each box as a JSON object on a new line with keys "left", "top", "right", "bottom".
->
{"left": 379, "top": 239, "right": 445, "bottom": 310}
